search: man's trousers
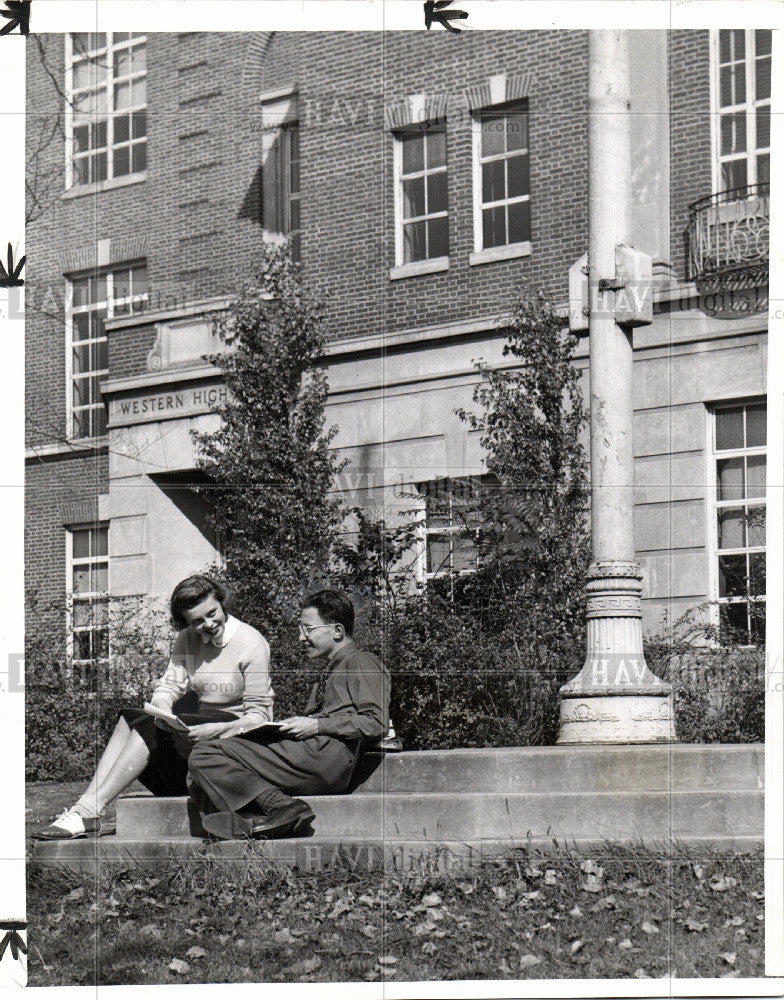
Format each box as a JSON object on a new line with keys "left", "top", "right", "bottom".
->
{"left": 188, "top": 733, "right": 357, "bottom": 814}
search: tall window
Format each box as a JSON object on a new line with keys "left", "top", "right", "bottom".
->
{"left": 68, "top": 264, "right": 148, "bottom": 439}
{"left": 68, "top": 32, "right": 147, "bottom": 187}
{"left": 262, "top": 122, "right": 301, "bottom": 260}
{"left": 68, "top": 524, "right": 109, "bottom": 684}
{"left": 714, "top": 29, "right": 770, "bottom": 191}
{"left": 713, "top": 401, "right": 766, "bottom": 644}
{"left": 395, "top": 122, "right": 448, "bottom": 264}
{"left": 475, "top": 102, "right": 531, "bottom": 250}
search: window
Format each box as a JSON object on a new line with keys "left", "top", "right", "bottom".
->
{"left": 712, "top": 401, "right": 766, "bottom": 643}
{"left": 67, "top": 32, "right": 147, "bottom": 187}
{"left": 68, "top": 524, "right": 109, "bottom": 684}
{"left": 714, "top": 29, "right": 770, "bottom": 191}
{"left": 474, "top": 101, "right": 531, "bottom": 251}
{"left": 395, "top": 122, "right": 448, "bottom": 265}
{"left": 68, "top": 264, "right": 148, "bottom": 439}
{"left": 416, "top": 476, "right": 499, "bottom": 596}
{"left": 262, "top": 121, "right": 301, "bottom": 260}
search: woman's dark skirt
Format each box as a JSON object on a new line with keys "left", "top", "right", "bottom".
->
{"left": 119, "top": 706, "right": 238, "bottom": 796}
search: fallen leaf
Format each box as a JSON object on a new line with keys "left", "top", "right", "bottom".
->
{"left": 618, "top": 939, "right": 633, "bottom": 949}
{"left": 580, "top": 860, "right": 603, "bottom": 878}
{"left": 634, "top": 968, "right": 648, "bottom": 978}
{"left": 581, "top": 874, "right": 602, "bottom": 893}
{"left": 273, "top": 928, "right": 296, "bottom": 945}
{"left": 757, "top": 913, "right": 764, "bottom": 921}
{"left": 357, "top": 894, "right": 375, "bottom": 907}
{"left": 641, "top": 921, "right": 660, "bottom": 935}
{"left": 361, "top": 924, "right": 377, "bottom": 938}
{"left": 569, "top": 906, "right": 582, "bottom": 917}
{"left": 684, "top": 917, "right": 707, "bottom": 932}
{"left": 426, "top": 907, "right": 445, "bottom": 922}
{"left": 456, "top": 881, "right": 474, "bottom": 895}
{"left": 526, "top": 890, "right": 541, "bottom": 901}
{"left": 544, "top": 870, "right": 557, "bottom": 886}
{"left": 168, "top": 959, "right": 189, "bottom": 975}
{"left": 519, "top": 954, "right": 542, "bottom": 969}
{"left": 218, "top": 934, "right": 230, "bottom": 945}
{"left": 724, "top": 916, "right": 744, "bottom": 927}
{"left": 433, "top": 929, "right": 447, "bottom": 939}
{"left": 377, "top": 955, "right": 398, "bottom": 966}
{"left": 734, "top": 929, "right": 747, "bottom": 940}
{"left": 65, "top": 887, "right": 85, "bottom": 902}
{"left": 421, "top": 941, "right": 436, "bottom": 955}
{"left": 709, "top": 876, "right": 737, "bottom": 892}
{"left": 140, "top": 924, "right": 163, "bottom": 939}
{"left": 525, "top": 866, "right": 542, "bottom": 878}
{"left": 413, "top": 921, "right": 437, "bottom": 937}
{"left": 185, "top": 946, "right": 207, "bottom": 960}
{"left": 492, "top": 886, "right": 508, "bottom": 902}
{"left": 570, "top": 939, "right": 583, "bottom": 954}
{"left": 751, "top": 890, "right": 765, "bottom": 900}
{"left": 422, "top": 892, "right": 443, "bottom": 907}
{"left": 692, "top": 864, "right": 704, "bottom": 880}
{"left": 720, "top": 952, "right": 737, "bottom": 965}
{"left": 283, "top": 956, "right": 322, "bottom": 977}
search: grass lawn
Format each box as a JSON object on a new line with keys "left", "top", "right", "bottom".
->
{"left": 27, "top": 843, "right": 764, "bottom": 985}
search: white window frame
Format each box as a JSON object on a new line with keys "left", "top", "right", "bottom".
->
{"left": 707, "top": 398, "right": 767, "bottom": 645}
{"left": 710, "top": 28, "right": 771, "bottom": 194}
{"left": 392, "top": 123, "right": 449, "bottom": 277}
{"left": 470, "top": 101, "right": 532, "bottom": 266}
{"left": 66, "top": 523, "right": 109, "bottom": 683}
{"left": 66, "top": 264, "right": 149, "bottom": 441}
{"left": 64, "top": 32, "right": 148, "bottom": 191}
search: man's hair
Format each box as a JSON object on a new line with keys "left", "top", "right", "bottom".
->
{"left": 302, "top": 589, "right": 355, "bottom": 636}
{"left": 170, "top": 574, "right": 229, "bottom": 631}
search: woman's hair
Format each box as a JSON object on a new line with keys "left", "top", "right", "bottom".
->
{"left": 302, "top": 589, "right": 355, "bottom": 636}
{"left": 170, "top": 574, "right": 229, "bottom": 631}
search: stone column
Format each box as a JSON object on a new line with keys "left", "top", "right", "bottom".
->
{"left": 557, "top": 30, "right": 675, "bottom": 744}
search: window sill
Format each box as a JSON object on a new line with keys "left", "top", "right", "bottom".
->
{"left": 389, "top": 257, "right": 450, "bottom": 281}
{"left": 469, "top": 242, "right": 531, "bottom": 266}
{"left": 62, "top": 172, "right": 148, "bottom": 200}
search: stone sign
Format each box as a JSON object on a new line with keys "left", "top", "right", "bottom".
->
{"left": 109, "top": 383, "right": 227, "bottom": 427}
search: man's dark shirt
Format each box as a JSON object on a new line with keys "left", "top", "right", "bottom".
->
{"left": 305, "top": 640, "right": 389, "bottom": 741}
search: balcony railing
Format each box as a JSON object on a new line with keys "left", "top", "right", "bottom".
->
{"left": 686, "top": 183, "right": 770, "bottom": 288}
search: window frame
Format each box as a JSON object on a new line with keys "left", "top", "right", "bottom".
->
{"left": 707, "top": 398, "right": 767, "bottom": 645}
{"left": 710, "top": 28, "right": 771, "bottom": 194}
{"left": 65, "top": 522, "right": 109, "bottom": 685}
{"left": 392, "top": 121, "right": 449, "bottom": 272}
{"left": 470, "top": 99, "right": 532, "bottom": 264}
{"left": 259, "top": 90, "right": 300, "bottom": 259}
{"left": 65, "top": 263, "right": 149, "bottom": 441}
{"left": 64, "top": 32, "right": 148, "bottom": 191}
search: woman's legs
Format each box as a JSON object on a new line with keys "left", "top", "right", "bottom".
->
{"left": 73, "top": 717, "right": 150, "bottom": 817}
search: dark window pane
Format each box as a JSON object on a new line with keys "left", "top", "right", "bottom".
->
{"left": 132, "top": 109, "right": 147, "bottom": 139}
{"left": 508, "top": 199, "right": 531, "bottom": 244}
{"left": 426, "top": 129, "right": 446, "bottom": 169}
{"left": 114, "top": 114, "right": 130, "bottom": 143}
{"left": 403, "top": 220, "right": 426, "bottom": 263}
{"left": 717, "top": 457, "right": 744, "bottom": 501}
{"left": 289, "top": 231, "right": 301, "bottom": 262}
{"left": 756, "top": 57, "right": 771, "bottom": 102}
{"left": 72, "top": 313, "right": 91, "bottom": 342}
{"left": 73, "top": 125, "right": 90, "bottom": 154}
{"left": 94, "top": 528, "right": 108, "bottom": 557}
{"left": 114, "top": 146, "right": 130, "bottom": 176}
{"left": 746, "top": 403, "right": 766, "bottom": 446}
{"left": 92, "top": 563, "right": 108, "bottom": 592}
{"left": 72, "top": 564, "right": 91, "bottom": 593}
{"left": 289, "top": 198, "right": 300, "bottom": 232}
{"left": 505, "top": 111, "right": 528, "bottom": 151}
{"left": 749, "top": 603, "right": 765, "bottom": 644}
{"left": 746, "top": 455, "right": 765, "bottom": 498}
{"left": 756, "top": 105, "right": 770, "bottom": 148}
{"left": 73, "top": 630, "right": 93, "bottom": 661}
{"left": 93, "top": 407, "right": 107, "bottom": 438}
{"left": 131, "top": 142, "right": 146, "bottom": 172}
{"left": 716, "top": 408, "right": 744, "bottom": 449}
{"left": 289, "top": 154, "right": 300, "bottom": 194}
{"left": 428, "top": 215, "right": 448, "bottom": 259}
{"left": 427, "top": 171, "right": 447, "bottom": 215}
{"left": 403, "top": 176, "right": 425, "bottom": 220}
{"left": 755, "top": 29, "right": 772, "bottom": 56}
{"left": 72, "top": 410, "right": 88, "bottom": 438}
{"left": 732, "top": 30, "right": 745, "bottom": 61}
{"left": 719, "top": 601, "right": 748, "bottom": 642}
{"left": 401, "top": 133, "right": 424, "bottom": 174}
{"left": 722, "top": 158, "right": 747, "bottom": 192}
{"left": 94, "top": 629, "right": 109, "bottom": 658}
{"left": 483, "top": 205, "right": 505, "bottom": 248}
{"left": 507, "top": 154, "right": 529, "bottom": 198}
{"left": 426, "top": 534, "right": 451, "bottom": 575}
{"left": 72, "top": 601, "right": 91, "bottom": 628}
{"left": 94, "top": 339, "right": 108, "bottom": 371}
{"left": 721, "top": 112, "right": 746, "bottom": 155}
{"left": 94, "top": 120, "right": 107, "bottom": 148}
{"left": 451, "top": 534, "right": 477, "bottom": 573}
{"left": 718, "top": 508, "right": 745, "bottom": 549}
{"left": 73, "top": 157, "right": 89, "bottom": 185}
{"left": 719, "top": 30, "right": 730, "bottom": 63}
{"left": 481, "top": 114, "right": 505, "bottom": 157}
{"left": 131, "top": 266, "right": 148, "bottom": 297}
{"left": 749, "top": 553, "right": 766, "bottom": 596}
{"left": 756, "top": 154, "right": 769, "bottom": 186}
{"left": 719, "top": 66, "right": 732, "bottom": 108}
{"left": 72, "top": 530, "right": 90, "bottom": 558}
{"left": 482, "top": 159, "right": 506, "bottom": 203}
{"left": 747, "top": 506, "right": 766, "bottom": 547}
{"left": 719, "top": 554, "right": 748, "bottom": 597}
{"left": 92, "top": 152, "right": 107, "bottom": 182}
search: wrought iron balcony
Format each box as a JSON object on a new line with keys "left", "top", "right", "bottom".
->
{"left": 686, "top": 183, "right": 770, "bottom": 288}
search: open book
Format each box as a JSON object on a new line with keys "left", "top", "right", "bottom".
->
{"left": 143, "top": 703, "right": 191, "bottom": 732}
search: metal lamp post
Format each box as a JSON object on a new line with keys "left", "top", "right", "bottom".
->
{"left": 558, "top": 30, "right": 675, "bottom": 743}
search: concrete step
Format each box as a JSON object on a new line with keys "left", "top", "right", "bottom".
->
{"left": 32, "top": 830, "right": 764, "bottom": 872}
{"left": 350, "top": 745, "right": 764, "bottom": 794}
{"left": 116, "top": 788, "right": 763, "bottom": 843}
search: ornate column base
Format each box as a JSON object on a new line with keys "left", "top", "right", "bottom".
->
{"left": 557, "top": 561, "right": 676, "bottom": 744}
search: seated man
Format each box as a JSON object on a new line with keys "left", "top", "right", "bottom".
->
{"left": 188, "top": 589, "right": 390, "bottom": 839}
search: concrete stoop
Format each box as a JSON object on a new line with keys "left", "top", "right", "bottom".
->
{"left": 31, "top": 744, "right": 764, "bottom": 870}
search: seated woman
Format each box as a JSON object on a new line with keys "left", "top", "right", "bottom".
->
{"left": 34, "top": 574, "right": 274, "bottom": 840}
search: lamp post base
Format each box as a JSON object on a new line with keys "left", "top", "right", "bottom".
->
{"left": 557, "top": 693, "right": 675, "bottom": 744}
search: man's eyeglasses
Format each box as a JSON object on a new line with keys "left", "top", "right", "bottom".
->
{"left": 298, "top": 623, "right": 332, "bottom": 637}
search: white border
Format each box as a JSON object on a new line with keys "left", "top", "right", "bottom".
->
{"left": 9, "top": 4, "right": 784, "bottom": 999}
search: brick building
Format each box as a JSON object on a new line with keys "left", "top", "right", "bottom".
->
{"left": 25, "top": 30, "right": 770, "bottom": 672}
